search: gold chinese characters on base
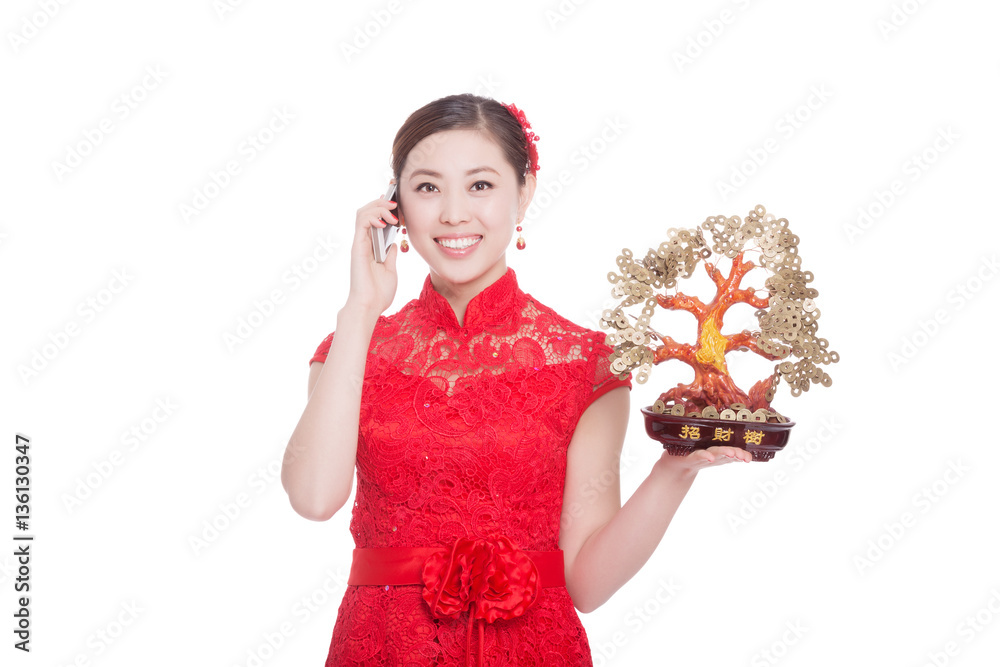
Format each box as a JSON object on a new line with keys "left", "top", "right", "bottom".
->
{"left": 641, "top": 409, "right": 795, "bottom": 461}
{"left": 601, "top": 205, "right": 838, "bottom": 462}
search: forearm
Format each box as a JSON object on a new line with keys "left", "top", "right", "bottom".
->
{"left": 567, "top": 459, "right": 697, "bottom": 613}
{"left": 281, "top": 304, "right": 377, "bottom": 520}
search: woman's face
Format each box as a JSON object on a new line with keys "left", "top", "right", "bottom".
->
{"left": 398, "top": 129, "right": 535, "bottom": 296}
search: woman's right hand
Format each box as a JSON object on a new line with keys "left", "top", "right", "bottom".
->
{"left": 344, "top": 188, "right": 400, "bottom": 320}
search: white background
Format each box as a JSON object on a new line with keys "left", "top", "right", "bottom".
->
{"left": 3, "top": 1, "right": 998, "bottom": 665}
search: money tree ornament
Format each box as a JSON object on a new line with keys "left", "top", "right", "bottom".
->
{"left": 601, "top": 205, "right": 838, "bottom": 461}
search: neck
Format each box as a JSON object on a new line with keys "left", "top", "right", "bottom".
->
{"left": 430, "top": 262, "right": 508, "bottom": 327}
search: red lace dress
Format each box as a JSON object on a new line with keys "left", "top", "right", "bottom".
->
{"left": 309, "top": 268, "right": 631, "bottom": 666}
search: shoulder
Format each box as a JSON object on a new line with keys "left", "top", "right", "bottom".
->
{"left": 352, "top": 298, "right": 423, "bottom": 338}
{"left": 521, "top": 290, "right": 608, "bottom": 349}
{"left": 371, "top": 298, "right": 421, "bottom": 339}
{"left": 308, "top": 298, "right": 422, "bottom": 366}
{"left": 520, "top": 291, "right": 633, "bottom": 413}
{"left": 519, "top": 291, "right": 625, "bottom": 385}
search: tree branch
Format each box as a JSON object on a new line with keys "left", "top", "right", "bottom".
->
{"left": 709, "top": 251, "right": 769, "bottom": 317}
{"left": 651, "top": 334, "right": 696, "bottom": 366}
{"left": 656, "top": 292, "right": 706, "bottom": 319}
{"left": 725, "top": 330, "right": 784, "bottom": 360}
{"left": 704, "top": 261, "right": 726, "bottom": 288}
{"left": 728, "top": 287, "right": 771, "bottom": 310}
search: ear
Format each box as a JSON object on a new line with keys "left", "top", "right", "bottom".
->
{"left": 517, "top": 173, "right": 537, "bottom": 222}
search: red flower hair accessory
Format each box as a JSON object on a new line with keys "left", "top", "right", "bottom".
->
{"left": 501, "top": 102, "right": 540, "bottom": 175}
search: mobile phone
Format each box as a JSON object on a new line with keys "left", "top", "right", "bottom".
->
{"left": 369, "top": 183, "right": 398, "bottom": 263}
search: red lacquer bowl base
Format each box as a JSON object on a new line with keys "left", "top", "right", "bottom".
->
{"left": 641, "top": 407, "right": 795, "bottom": 462}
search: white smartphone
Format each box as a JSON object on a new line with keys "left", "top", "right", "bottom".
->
{"left": 369, "top": 183, "right": 398, "bottom": 263}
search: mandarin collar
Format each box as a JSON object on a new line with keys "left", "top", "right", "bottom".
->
{"left": 417, "top": 267, "right": 523, "bottom": 335}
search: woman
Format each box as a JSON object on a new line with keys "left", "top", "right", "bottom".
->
{"left": 282, "top": 93, "right": 750, "bottom": 666}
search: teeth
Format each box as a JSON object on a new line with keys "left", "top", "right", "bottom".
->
{"left": 436, "top": 236, "right": 481, "bottom": 249}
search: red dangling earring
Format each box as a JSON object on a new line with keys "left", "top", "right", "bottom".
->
{"left": 515, "top": 222, "right": 525, "bottom": 250}
{"left": 400, "top": 225, "right": 409, "bottom": 252}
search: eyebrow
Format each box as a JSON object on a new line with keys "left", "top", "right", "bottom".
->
{"left": 407, "top": 166, "right": 500, "bottom": 180}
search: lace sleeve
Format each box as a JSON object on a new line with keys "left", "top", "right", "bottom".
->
{"left": 309, "top": 331, "right": 334, "bottom": 366}
{"left": 579, "top": 332, "right": 631, "bottom": 415}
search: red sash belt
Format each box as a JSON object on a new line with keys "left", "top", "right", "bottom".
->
{"left": 348, "top": 546, "right": 565, "bottom": 586}
{"left": 348, "top": 537, "right": 566, "bottom": 667}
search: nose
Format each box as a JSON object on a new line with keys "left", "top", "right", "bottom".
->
{"left": 439, "top": 189, "right": 471, "bottom": 225}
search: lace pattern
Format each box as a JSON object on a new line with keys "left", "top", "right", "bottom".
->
{"left": 310, "top": 269, "right": 630, "bottom": 666}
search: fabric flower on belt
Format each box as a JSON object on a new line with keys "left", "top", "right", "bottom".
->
{"left": 421, "top": 534, "right": 540, "bottom": 623}
{"left": 422, "top": 535, "right": 541, "bottom": 666}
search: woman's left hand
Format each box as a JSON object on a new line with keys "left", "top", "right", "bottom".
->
{"left": 654, "top": 445, "right": 753, "bottom": 476}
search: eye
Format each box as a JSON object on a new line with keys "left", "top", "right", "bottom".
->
{"left": 416, "top": 183, "right": 438, "bottom": 193}
{"left": 471, "top": 181, "right": 493, "bottom": 192}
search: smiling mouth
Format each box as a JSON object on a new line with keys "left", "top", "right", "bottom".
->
{"left": 435, "top": 236, "right": 483, "bottom": 250}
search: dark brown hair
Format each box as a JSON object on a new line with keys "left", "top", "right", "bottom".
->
{"left": 391, "top": 94, "right": 532, "bottom": 188}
